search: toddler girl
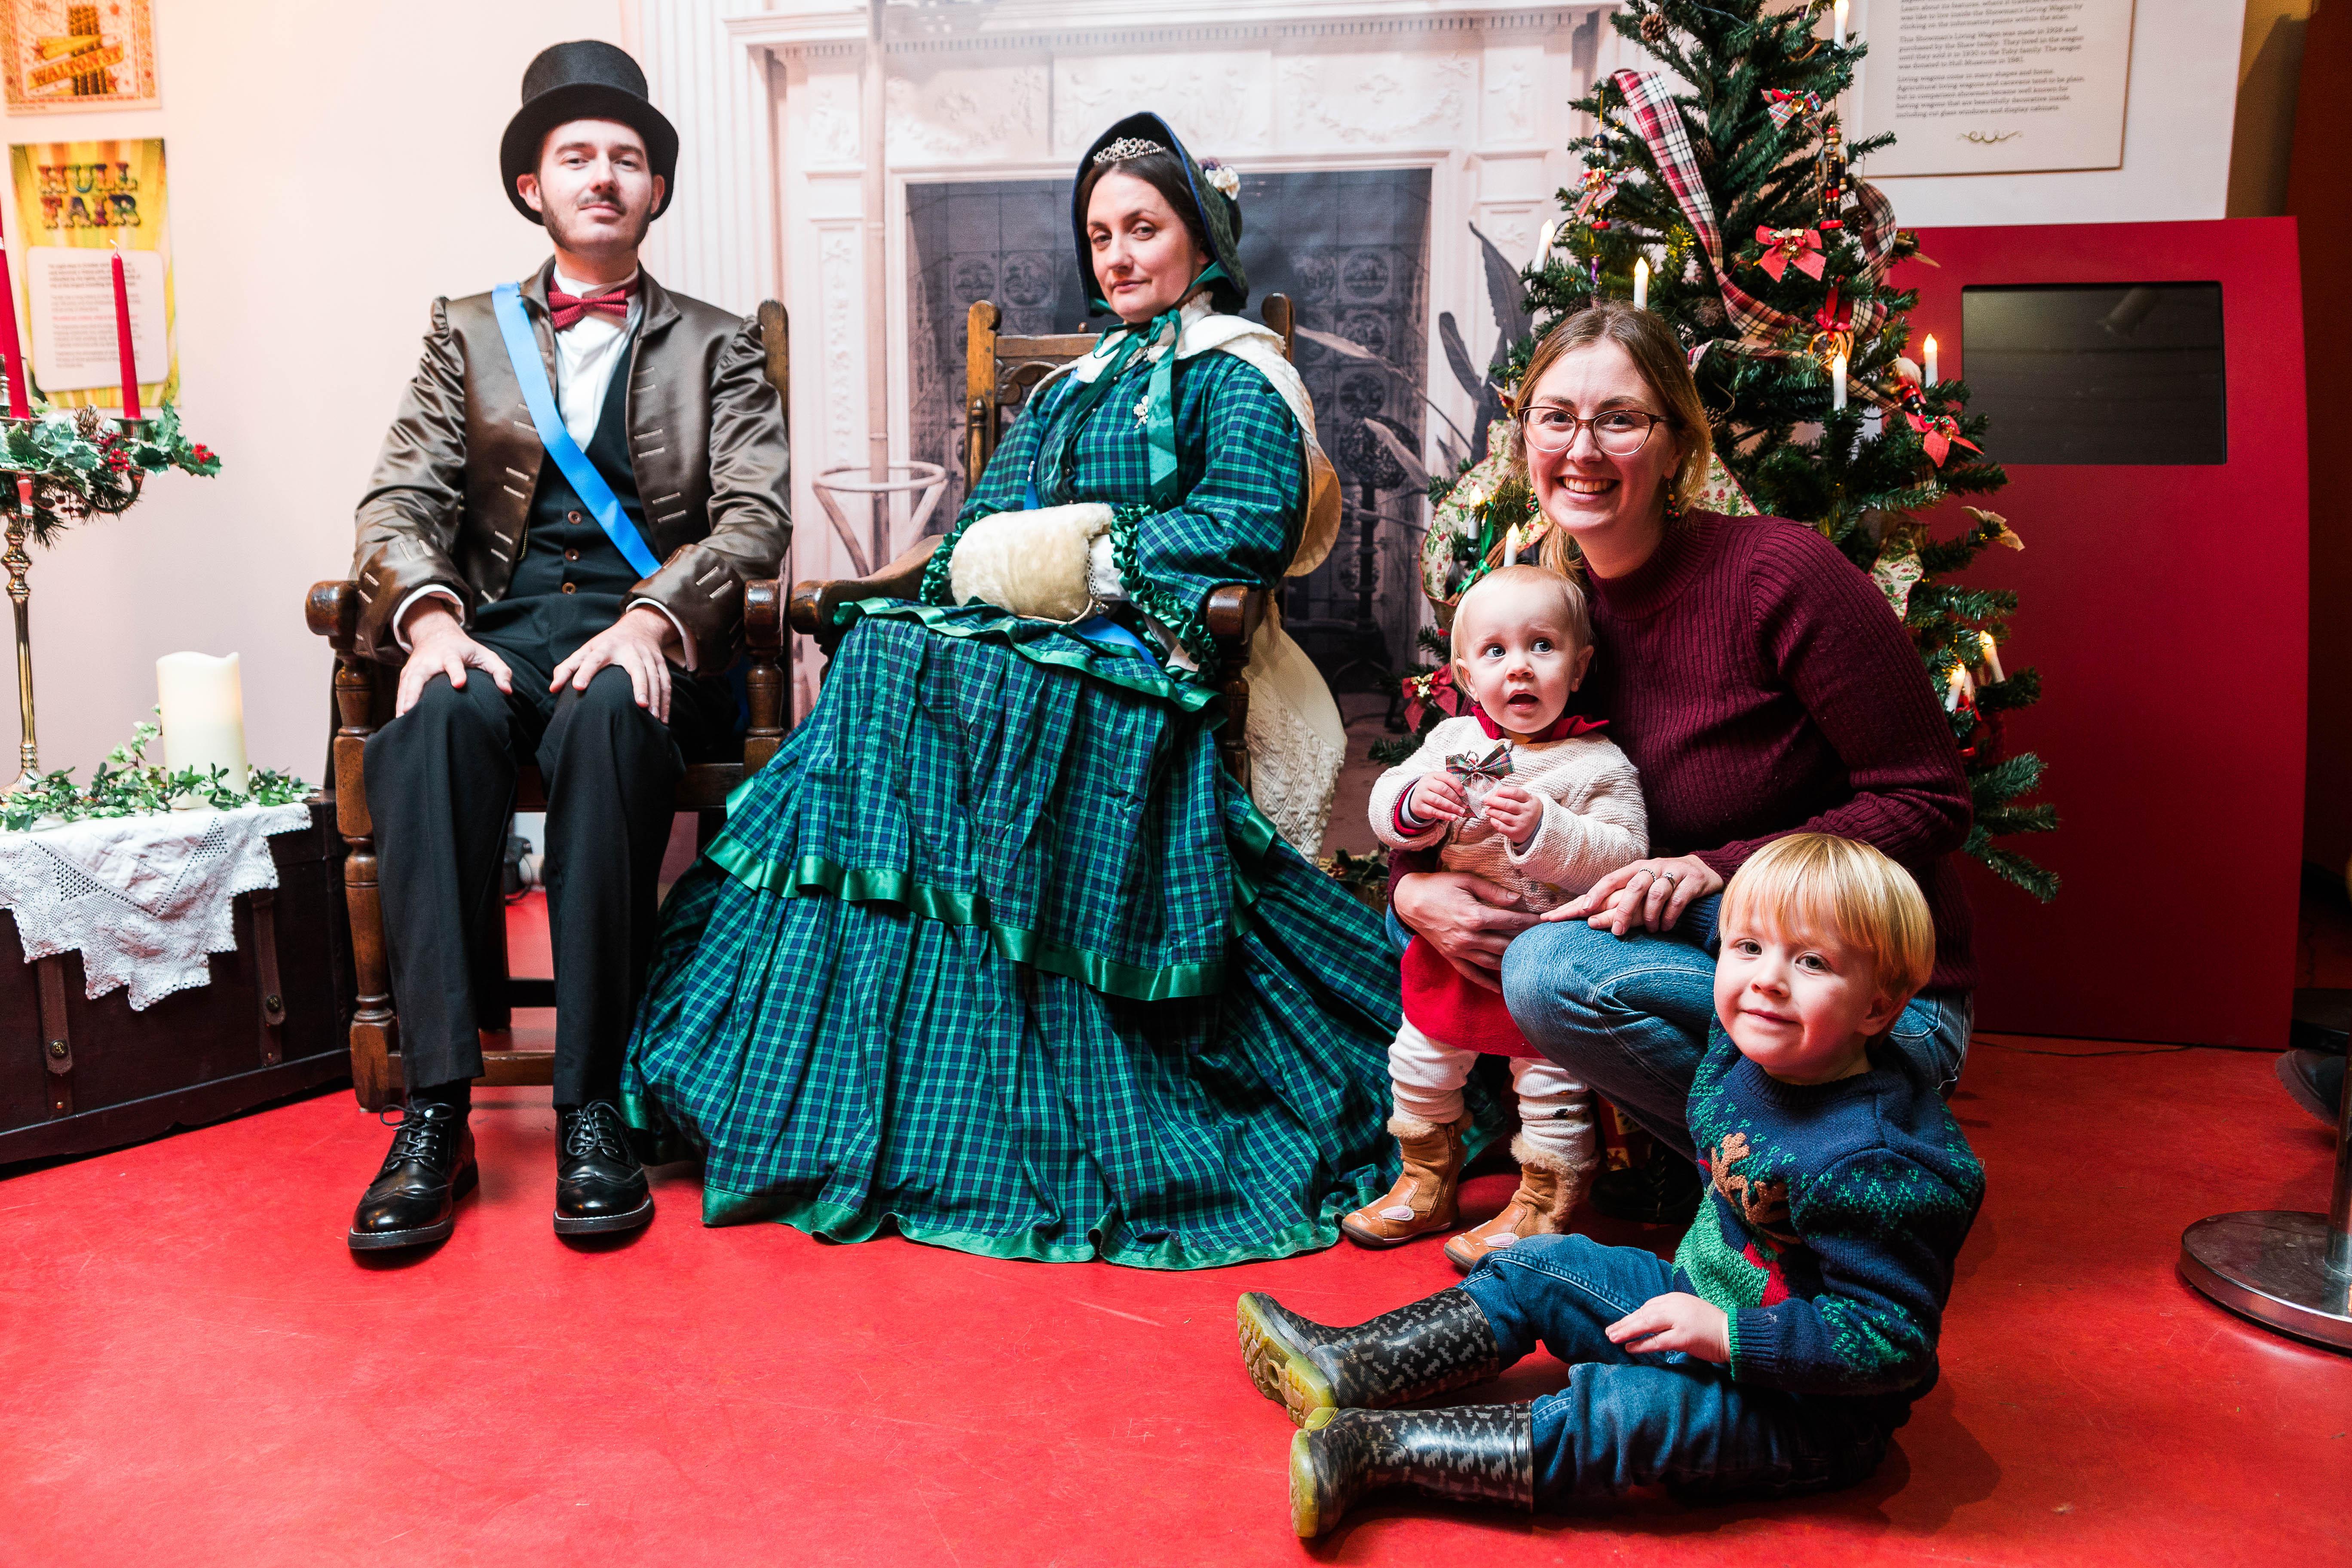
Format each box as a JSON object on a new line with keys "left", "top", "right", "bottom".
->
{"left": 1351, "top": 564, "right": 1647, "bottom": 1265}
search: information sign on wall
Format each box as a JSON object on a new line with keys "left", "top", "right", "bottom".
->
{"left": 1857, "top": 0, "right": 2137, "bottom": 176}
{"left": 6, "top": 137, "right": 175, "bottom": 408}
{"left": 0, "top": 1, "right": 158, "bottom": 115}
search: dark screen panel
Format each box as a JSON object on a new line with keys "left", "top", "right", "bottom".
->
{"left": 1960, "top": 282, "right": 2226, "bottom": 465}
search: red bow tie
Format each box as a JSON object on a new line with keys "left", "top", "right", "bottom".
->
{"left": 546, "top": 280, "right": 636, "bottom": 331}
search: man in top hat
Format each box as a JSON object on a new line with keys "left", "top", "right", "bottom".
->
{"left": 344, "top": 40, "right": 790, "bottom": 1251}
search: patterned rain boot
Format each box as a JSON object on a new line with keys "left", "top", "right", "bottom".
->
{"left": 1235, "top": 1286, "right": 1504, "bottom": 1427}
{"left": 1338, "top": 1113, "right": 1470, "bottom": 1248}
{"left": 1443, "top": 1135, "right": 1593, "bottom": 1272}
{"left": 1289, "top": 1404, "right": 1535, "bottom": 1538}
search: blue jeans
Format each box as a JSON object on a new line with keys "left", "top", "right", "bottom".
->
{"left": 1499, "top": 896, "right": 1972, "bottom": 1158}
{"left": 1459, "top": 1234, "right": 1895, "bottom": 1504}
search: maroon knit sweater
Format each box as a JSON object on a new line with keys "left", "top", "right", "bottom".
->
{"left": 1396, "top": 509, "right": 1976, "bottom": 992}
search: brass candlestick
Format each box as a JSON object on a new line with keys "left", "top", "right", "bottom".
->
{"left": 7, "top": 474, "right": 35, "bottom": 786}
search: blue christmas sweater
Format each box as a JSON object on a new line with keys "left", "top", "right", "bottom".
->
{"left": 1671, "top": 1024, "right": 1984, "bottom": 1403}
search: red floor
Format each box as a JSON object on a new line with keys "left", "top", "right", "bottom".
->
{"left": 1, "top": 1029, "right": 2345, "bottom": 1565}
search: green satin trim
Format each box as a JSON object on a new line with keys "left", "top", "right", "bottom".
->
{"left": 704, "top": 836, "right": 1227, "bottom": 1002}
{"left": 836, "top": 597, "right": 1216, "bottom": 714}
{"left": 698, "top": 1185, "right": 1352, "bottom": 1271}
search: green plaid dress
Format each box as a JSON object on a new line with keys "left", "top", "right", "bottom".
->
{"left": 622, "top": 343, "right": 1409, "bottom": 1268}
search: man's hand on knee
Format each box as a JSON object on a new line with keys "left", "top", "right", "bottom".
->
{"left": 1392, "top": 871, "right": 1538, "bottom": 992}
{"left": 551, "top": 605, "right": 678, "bottom": 723}
{"left": 397, "top": 604, "right": 514, "bottom": 717}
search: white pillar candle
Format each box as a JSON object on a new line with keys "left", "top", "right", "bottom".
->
{"left": 156, "top": 652, "right": 249, "bottom": 797}
{"left": 1831, "top": 351, "right": 1848, "bottom": 411}
{"left": 1633, "top": 256, "right": 1650, "bottom": 310}
{"left": 1923, "top": 334, "right": 1940, "bottom": 386}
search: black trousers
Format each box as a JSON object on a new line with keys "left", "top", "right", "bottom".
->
{"left": 362, "top": 627, "right": 730, "bottom": 1106}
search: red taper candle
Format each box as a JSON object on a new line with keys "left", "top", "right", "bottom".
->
{"left": 0, "top": 239, "right": 25, "bottom": 420}
{"left": 110, "top": 240, "right": 138, "bottom": 422}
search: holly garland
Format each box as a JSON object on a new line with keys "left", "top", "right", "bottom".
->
{"left": 1, "top": 720, "right": 308, "bottom": 835}
{"left": 1396, "top": 0, "right": 2058, "bottom": 900}
{"left": 0, "top": 402, "right": 221, "bottom": 546}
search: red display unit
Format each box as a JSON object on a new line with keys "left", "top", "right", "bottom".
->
{"left": 1905, "top": 219, "right": 2306, "bottom": 1047}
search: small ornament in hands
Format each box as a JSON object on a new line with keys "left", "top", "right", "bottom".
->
{"left": 1444, "top": 741, "right": 1513, "bottom": 823}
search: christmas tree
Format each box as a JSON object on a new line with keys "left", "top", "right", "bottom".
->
{"left": 1396, "top": 0, "right": 2058, "bottom": 900}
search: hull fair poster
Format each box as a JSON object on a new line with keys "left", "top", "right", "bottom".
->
{"left": 0, "top": 1, "right": 159, "bottom": 115}
{"left": 7, "top": 138, "right": 175, "bottom": 408}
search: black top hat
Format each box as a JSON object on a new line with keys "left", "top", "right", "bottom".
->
{"left": 500, "top": 40, "right": 678, "bottom": 223}
{"left": 1072, "top": 112, "right": 1246, "bottom": 315}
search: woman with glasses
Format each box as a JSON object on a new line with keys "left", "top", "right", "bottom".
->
{"left": 1390, "top": 301, "right": 1976, "bottom": 1222}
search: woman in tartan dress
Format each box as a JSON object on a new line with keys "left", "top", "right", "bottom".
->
{"left": 621, "top": 114, "right": 1415, "bottom": 1268}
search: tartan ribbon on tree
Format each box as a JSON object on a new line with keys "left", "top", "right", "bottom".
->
{"left": 1608, "top": 69, "right": 1908, "bottom": 405}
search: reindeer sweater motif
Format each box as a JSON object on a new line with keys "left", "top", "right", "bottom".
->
{"left": 1670, "top": 1024, "right": 1984, "bottom": 1404}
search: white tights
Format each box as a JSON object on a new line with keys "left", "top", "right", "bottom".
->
{"left": 1387, "top": 1020, "right": 1596, "bottom": 1169}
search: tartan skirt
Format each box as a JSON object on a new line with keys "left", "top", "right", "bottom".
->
{"left": 621, "top": 603, "right": 1412, "bottom": 1268}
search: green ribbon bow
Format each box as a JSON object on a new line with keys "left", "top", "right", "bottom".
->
{"left": 1042, "top": 263, "right": 1230, "bottom": 513}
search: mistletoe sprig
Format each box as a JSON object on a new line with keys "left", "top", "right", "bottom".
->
{"left": 0, "top": 720, "right": 309, "bottom": 834}
{"left": 0, "top": 403, "right": 221, "bottom": 546}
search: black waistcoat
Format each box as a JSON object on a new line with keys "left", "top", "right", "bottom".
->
{"left": 478, "top": 337, "right": 649, "bottom": 662}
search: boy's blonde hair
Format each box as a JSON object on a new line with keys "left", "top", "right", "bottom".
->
{"left": 1721, "top": 833, "right": 1936, "bottom": 1002}
{"left": 1448, "top": 564, "right": 1593, "bottom": 669}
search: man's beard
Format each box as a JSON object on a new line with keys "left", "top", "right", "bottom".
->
{"left": 545, "top": 195, "right": 650, "bottom": 255}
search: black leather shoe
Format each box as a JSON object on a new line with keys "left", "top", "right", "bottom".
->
{"left": 1589, "top": 1145, "right": 1703, "bottom": 1226}
{"left": 348, "top": 1101, "right": 477, "bottom": 1251}
{"left": 554, "top": 1101, "right": 654, "bottom": 1236}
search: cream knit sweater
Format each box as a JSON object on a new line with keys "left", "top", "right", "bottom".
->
{"left": 1368, "top": 714, "right": 1649, "bottom": 913}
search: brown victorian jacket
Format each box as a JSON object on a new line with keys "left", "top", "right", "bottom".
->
{"left": 351, "top": 260, "right": 790, "bottom": 667}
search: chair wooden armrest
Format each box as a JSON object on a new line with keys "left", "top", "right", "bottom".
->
{"left": 788, "top": 535, "right": 941, "bottom": 654}
{"left": 1203, "top": 583, "right": 1267, "bottom": 790}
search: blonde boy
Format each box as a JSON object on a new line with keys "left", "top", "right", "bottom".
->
{"left": 1241, "top": 833, "right": 1986, "bottom": 1536}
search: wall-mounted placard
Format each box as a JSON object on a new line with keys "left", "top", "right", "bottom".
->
{"left": 0, "top": 1, "right": 158, "bottom": 115}
{"left": 7, "top": 138, "right": 175, "bottom": 408}
{"left": 1856, "top": 0, "right": 2137, "bottom": 177}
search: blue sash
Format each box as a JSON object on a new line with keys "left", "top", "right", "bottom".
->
{"left": 490, "top": 282, "right": 662, "bottom": 579}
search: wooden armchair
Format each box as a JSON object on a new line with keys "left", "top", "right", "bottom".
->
{"left": 308, "top": 302, "right": 794, "bottom": 1112}
{"left": 788, "top": 294, "right": 1298, "bottom": 789}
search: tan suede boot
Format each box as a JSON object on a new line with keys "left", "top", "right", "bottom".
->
{"left": 1442, "top": 1134, "right": 1594, "bottom": 1271}
{"left": 1339, "top": 1113, "right": 1470, "bottom": 1248}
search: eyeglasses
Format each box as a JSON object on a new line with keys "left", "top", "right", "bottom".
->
{"left": 1517, "top": 404, "right": 1673, "bottom": 456}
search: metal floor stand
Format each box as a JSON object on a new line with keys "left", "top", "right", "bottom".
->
{"left": 2179, "top": 1045, "right": 2352, "bottom": 1351}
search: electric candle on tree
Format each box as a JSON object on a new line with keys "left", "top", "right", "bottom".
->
{"left": 1923, "top": 334, "right": 1940, "bottom": 386}
{"left": 1632, "top": 256, "right": 1650, "bottom": 310}
{"left": 1830, "top": 350, "right": 1848, "bottom": 410}
{"left": 156, "top": 652, "right": 248, "bottom": 797}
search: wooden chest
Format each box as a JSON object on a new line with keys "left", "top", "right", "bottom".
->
{"left": 0, "top": 802, "right": 354, "bottom": 1165}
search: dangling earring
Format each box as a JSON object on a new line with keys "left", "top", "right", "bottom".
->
{"left": 1663, "top": 484, "right": 1686, "bottom": 527}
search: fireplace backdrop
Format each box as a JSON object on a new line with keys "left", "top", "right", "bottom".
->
{"left": 636, "top": 0, "right": 1619, "bottom": 695}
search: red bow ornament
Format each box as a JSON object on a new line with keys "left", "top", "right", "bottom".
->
{"left": 1401, "top": 663, "right": 1466, "bottom": 732}
{"left": 1891, "top": 372, "right": 1980, "bottom": 466}
{"left": 1764, "top": 89, "right": 1827, "bottom": 130}
{"left": 1756, "top": 227, "right": 1827, "bottom": 283}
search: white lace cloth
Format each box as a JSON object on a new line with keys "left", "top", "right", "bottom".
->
{"left": 0, "top": 802, "right": 314, "bottom": 1010}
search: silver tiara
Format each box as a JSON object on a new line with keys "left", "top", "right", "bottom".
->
{"left": 1091, "top": 137, "right": 1167, "bottom": 166}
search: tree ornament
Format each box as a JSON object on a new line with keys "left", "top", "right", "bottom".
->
{"left": 1641, "top": 10, "right": 1667, "bottom": 43}
{"left": 1819, "top": 120, "right": 1849, "bottom": 230}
